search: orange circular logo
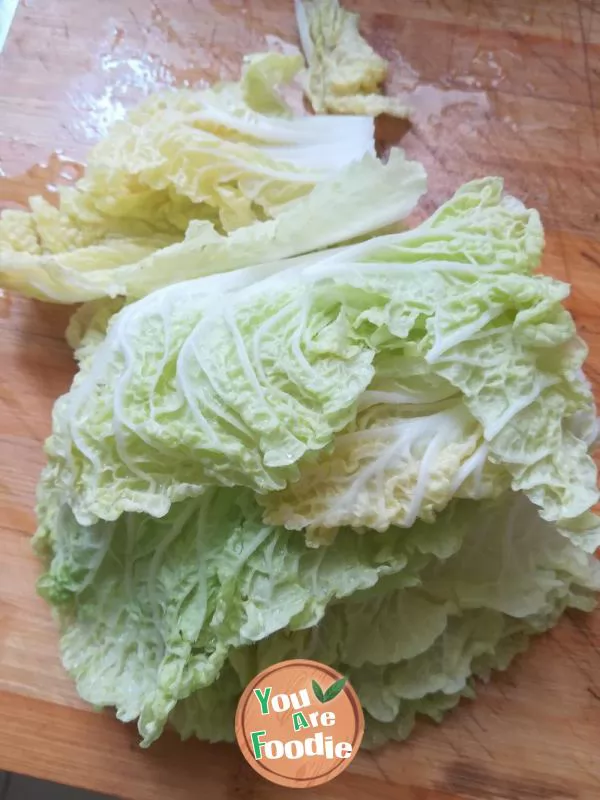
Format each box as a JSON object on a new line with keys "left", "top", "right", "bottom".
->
{"left": 235, "top": 659, "right": 364, "bottom": 788}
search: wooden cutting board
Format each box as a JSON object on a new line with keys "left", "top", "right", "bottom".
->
{"left": 1, "top": 1, "right": 600, "bottom": 798}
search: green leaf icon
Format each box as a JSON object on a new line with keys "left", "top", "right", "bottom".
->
{"left": 312, "top": 679, "right": 325, "bottom": 703}
{"left": 312, "top": 676, "right": 348, "bottom": 703}
{"left": 323, "top": 676, "right": 348, "bottom": 702}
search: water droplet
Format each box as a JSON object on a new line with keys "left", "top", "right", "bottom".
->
{"left": 409, "top": 85, "right": 490, "bottom": 123}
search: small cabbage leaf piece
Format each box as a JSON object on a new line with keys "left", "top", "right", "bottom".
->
{"left": 295, "top": 0, "right": 413, "bottom": 117}
{"left": 238, "top": 50, "right": 306, "bottom": 117}
{"left": 35, "top": 489, "right": 600, "bottom": 748}
{"left": 0, "top": 149, "right": 425, "bottom": 302}
{"left": 65, "top": 298, "right": 127, "bottom": 368}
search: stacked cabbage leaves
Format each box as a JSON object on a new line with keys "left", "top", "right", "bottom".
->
{"left": 32, "top": 178, "right": 600, "bottom": 747}
{"left": 1, "top": 21, "right": 599, "bottom": 750}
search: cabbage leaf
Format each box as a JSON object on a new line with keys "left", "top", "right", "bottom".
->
{"left": 35, "top": 490, "right": 600, "bottom": 747}
{"left": 295, "top": 0, "right": 413, "bottom": 117}
{"left": 0, "top": 149, "right": 425, "bottom": 302}
{"left": 0, "top": 51, "right": 394, "bottom": 303}
{"left": 40, "top": 177, "right": 600, "bottom": 554}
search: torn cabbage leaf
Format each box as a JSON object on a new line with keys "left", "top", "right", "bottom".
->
{"left": 82, "top": 61, "right": 375, "bottom": 233}
{"left": 295, "top": 0, "right": 412, "bottom": 117}
{"left": 65, "top": 297, "right": 128, "bottom": 368}
{"left": 39, "top": 177, "right": 600, "bottom": 553}
{"left": 35, "top": 488, "right": 600, "bottom": 747}
{"left": 0, "top": 149, "right": 425, "bottom": 302}
{"left": 0, "top": 51, "right": 387, "bottom": 302}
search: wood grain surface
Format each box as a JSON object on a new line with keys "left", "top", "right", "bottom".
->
{"left": 1, "top": 1, "right": 600, "bottom": 798}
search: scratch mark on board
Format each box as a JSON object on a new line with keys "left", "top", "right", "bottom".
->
{"left": 577, "top": 0, "right": 600, "bottom": 154}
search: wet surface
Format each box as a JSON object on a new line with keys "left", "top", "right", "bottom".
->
{"left": 1, "top": 1, "right": 596, "bottom": 234}
{"left": 0, "top": 3, "right": 495, "bottom": 216}
{"left": 0, "top": 151, "right": 84, "bottom": 209}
